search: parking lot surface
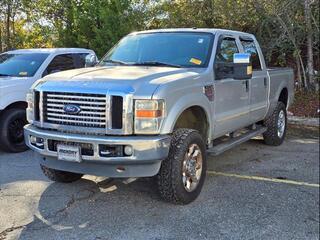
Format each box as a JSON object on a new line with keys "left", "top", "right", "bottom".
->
{"left": 0, "top": 125, "right": 319, "bottom": 240}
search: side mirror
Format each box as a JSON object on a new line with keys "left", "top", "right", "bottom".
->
{"left": 85, "top": 54, "right": 98, "bottom": 68}
{"left": 233, "top": 53, "right": 252, "bottom": 80}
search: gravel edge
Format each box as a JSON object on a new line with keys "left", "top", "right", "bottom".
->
{"left": 288, "top": 116, "right": 319, "bottom": 127}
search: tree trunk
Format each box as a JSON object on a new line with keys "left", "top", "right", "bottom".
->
{"left": 6, "top": 2, "right": 11, "bottom": 50}
{"left": 295, "top": 54, "right": 302, "bottom": 89}
{"left": 304, "top": 0, "right": 315, "bottom": 89}
{"left": 0, "top": 21, "right": 2, "bottom": 52}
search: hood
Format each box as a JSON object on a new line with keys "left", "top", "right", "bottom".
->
{"left": 0, "top": 76, "right": 32, "bottom": 87}
{"left": 35, "top": 66, "right": 203, "bottom": 98}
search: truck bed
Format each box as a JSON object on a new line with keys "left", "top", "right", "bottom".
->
{"left": 267, "top": 67, "right": 294, "bottom": 112}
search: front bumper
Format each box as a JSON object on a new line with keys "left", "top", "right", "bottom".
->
{"left": 24, "top": 124, "right": 171, "bottom": 177}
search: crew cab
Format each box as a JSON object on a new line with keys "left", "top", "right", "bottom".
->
{"left": 0, "top": 48, "right": 97, "bottom": 152}
{"left": 24, "top": 29, "right": 294, "bottom": 204}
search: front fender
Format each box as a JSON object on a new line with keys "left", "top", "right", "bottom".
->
{"left": 0, "top": 90, "right": 27, "bottom": 110}
{"left": 160, "top": 93, "right": 212, "bottom": 138}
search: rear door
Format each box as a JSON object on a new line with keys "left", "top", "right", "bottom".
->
{"left": 240, "top": 37, "right": 268, "bottom": 123}
{"left": 213, "top": 36, "right": 250, "bottom": 137}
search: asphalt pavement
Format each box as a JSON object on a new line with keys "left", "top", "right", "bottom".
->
{"left": 0, "top": 125, "right": 319, "bottom": 240}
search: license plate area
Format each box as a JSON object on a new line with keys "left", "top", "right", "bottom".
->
{"left": 57, "top": 144, "right": 81, "bottom": 162}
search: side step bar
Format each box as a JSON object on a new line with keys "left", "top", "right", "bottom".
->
{"left": 207, "top": 126, "right": 267, "bottom": 156}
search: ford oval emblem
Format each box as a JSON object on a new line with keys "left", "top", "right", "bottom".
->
{"left": 63, "top": 104, "right": 81, "bottom": 114}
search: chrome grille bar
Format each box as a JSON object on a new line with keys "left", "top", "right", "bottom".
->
{"left": 46, "top": 108, "right": 106, "bottom": 115}
{"left": 46, "top": 117, "right": 106, "bottom": 125}
{"left": 47, "top": 112, "right": 106, "bottom": 120}
{"left": 46, "top": 99, "right": 106, "bottom": 105}
{"left": 46, "top": 94, "right": 106, "bottom": 100}
{"left": 46, "top": 103, "right": 105, "bottom": 110}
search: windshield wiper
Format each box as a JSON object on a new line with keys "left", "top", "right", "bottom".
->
{"left": 132, "top": 61, "right": 182, "bottom": 68}
{"left": 101, "top": 59, "right": 128, "bottom": 65}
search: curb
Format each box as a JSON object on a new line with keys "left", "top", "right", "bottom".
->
{"left": 288, "top": 116, "right": 319, "bottom": 127}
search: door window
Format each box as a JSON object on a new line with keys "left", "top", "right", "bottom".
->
{"left": 240, "top": 39, "right": 262, "bottom": 70}
{"left": 216, "top": 38, "right": 239, "bottom": 63}
{"left": 44, "top": 54, "right": 76, "bottom": 76}
{"left": 215, "top": 37, "right": 239, "bottom": 80}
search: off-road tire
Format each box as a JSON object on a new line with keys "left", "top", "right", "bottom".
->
{"left": 0, "top": 108, "right": 28, "bottom": 153}
{"left": 263, "top": 102, "right": 287, "bottom": 146}
{"left": 41, "top": 165, "right": 83, "bottom": 183}
{"left": 157, "top": 128, "right": 207, "bottom": 204}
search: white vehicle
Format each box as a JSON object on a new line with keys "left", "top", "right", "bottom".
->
{"left": 0, "top": 48, "right": 97, "bottom": 152}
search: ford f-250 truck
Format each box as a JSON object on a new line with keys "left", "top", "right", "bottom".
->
{"left": 24, "top": 29, "right": 294, "bottom": 204}
{"left": 0, "top": 48, "right": 97, "bottom": 152}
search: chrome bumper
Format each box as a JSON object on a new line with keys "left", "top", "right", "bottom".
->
{"left": 24, "top": 124, "right": 171, "bottom": 177}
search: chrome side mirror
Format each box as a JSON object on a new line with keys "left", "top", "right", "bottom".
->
{"left": 85, "top": 54, "right": 98, "bottom": 68}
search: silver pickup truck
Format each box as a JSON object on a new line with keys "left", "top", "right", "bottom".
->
{"left": 24, "top": 29, "right": 294, "bottom": 204}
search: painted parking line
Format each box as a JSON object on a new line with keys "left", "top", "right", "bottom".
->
{"left": 207, "top": 171, "right": 320, "bottom": 188}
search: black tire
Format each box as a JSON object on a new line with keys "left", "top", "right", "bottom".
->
{"left": 157, "top": 128, "right": 207, "bottom": 204}
{"left": 263, "top": 102, "right": 287, "bottom": 146}
{"left": 41, "top": 165, "right": 83, "bottom": 183}
{"left": 0, "top": 108, "right": 28, "bottom": 153}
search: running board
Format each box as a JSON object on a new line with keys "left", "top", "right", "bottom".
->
{"left": 207, "top": 126, "right": 267, "bottom": 156}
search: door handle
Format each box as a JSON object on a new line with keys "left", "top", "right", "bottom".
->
{"left": 242, "top": 80, "right": 249, "bottom": 92}
{"left": 264, "top": 77, "right": 267, "bottom": 87}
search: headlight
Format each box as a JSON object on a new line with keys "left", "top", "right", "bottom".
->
{"left": 134, "top": 99, "right": 165, "bottom": 134}
{"left": 26, "top": 90, "right": 34, "bottom": 123}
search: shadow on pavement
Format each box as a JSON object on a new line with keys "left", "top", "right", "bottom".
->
{"left": 17, "top": 177, "right": 165, "bottom": 239}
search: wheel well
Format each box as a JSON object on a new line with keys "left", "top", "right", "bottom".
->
{"left": 173, "top": 106, "right": 209, "bottom": 141}
{"left": 4, "top": 101, "right": 27, "bottom": 110}
{"left": 0, "top": 102, "right": 27, "bottom": 118}
{"left": 278, "top": 88, "right": 288, "bottom": 107}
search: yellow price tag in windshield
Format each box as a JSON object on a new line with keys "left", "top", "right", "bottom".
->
{"left": 247, "top": 66, "right": 253, "bottom": 75}
{"left": 19, "top": 72, "right": 28, "bottom": 76}
{"left": 190, "top": 58, "right": 202, "bottom": 65}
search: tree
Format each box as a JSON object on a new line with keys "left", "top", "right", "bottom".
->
{"left": 0, "top": 0, "right": 318, "bottom": 91}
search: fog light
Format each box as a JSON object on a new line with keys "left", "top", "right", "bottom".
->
{"left": 124, "top": 145, "right": 133, "bottom": 156}
{"left": 99, "top": 145, "right": 123, "bottom": 157}
{"left": 30, "top": 136, "right": 44, "bottom": 149}
{"left": 30, "top": 136, "right": 37, "bottom": 144}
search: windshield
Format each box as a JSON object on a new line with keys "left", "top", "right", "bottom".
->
{"left": 99, "top": 32, "right": 214, "bottom": 68}
{"left": 0, "top": 53, "right": 49, "bottom": 77}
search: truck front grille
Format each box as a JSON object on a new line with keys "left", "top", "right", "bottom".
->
{"left": 43, "top": 92, "right": 107, "bottom": 128}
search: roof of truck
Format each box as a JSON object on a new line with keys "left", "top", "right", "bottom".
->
{"left": 131, "top": 28, "right": 254, "bottom": 37}
{"left": 4, "top": 48, "right": 95, "bottom": 54}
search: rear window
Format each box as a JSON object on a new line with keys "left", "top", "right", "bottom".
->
{"left": 240, "top": 39, "right": 262, "bottom": 70}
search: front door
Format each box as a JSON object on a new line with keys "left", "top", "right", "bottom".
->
{"left": 213, "top": 36, "right": 250, "bottom": 137}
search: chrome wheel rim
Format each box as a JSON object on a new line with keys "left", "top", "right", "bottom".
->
{"left": 182, "top": 144, "right": 203, "bottom": 192}
{"left": 277, "top": 110, "right": 286, "bottom": 138}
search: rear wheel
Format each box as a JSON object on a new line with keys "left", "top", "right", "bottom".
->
{"left": 157, "top": 128, "right": 207, "bottom": 204}
{"left": 41, "top": 165, "right": 83, "bottom": 183}
{"left": 263, "top": 102, "right": 287, "bottom": 146}
{"left": 0, "top": 108, "right": 28, "bottom": 153}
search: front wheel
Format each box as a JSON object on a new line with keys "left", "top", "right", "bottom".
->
{"left": 263, "top": 102, "right": 287, "bottom": 146}
{"left": 157, "top": 129, "right": 207, "bottom": 204}
{"left": 0, "top": 108, "right": 28, "bottom": 153}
